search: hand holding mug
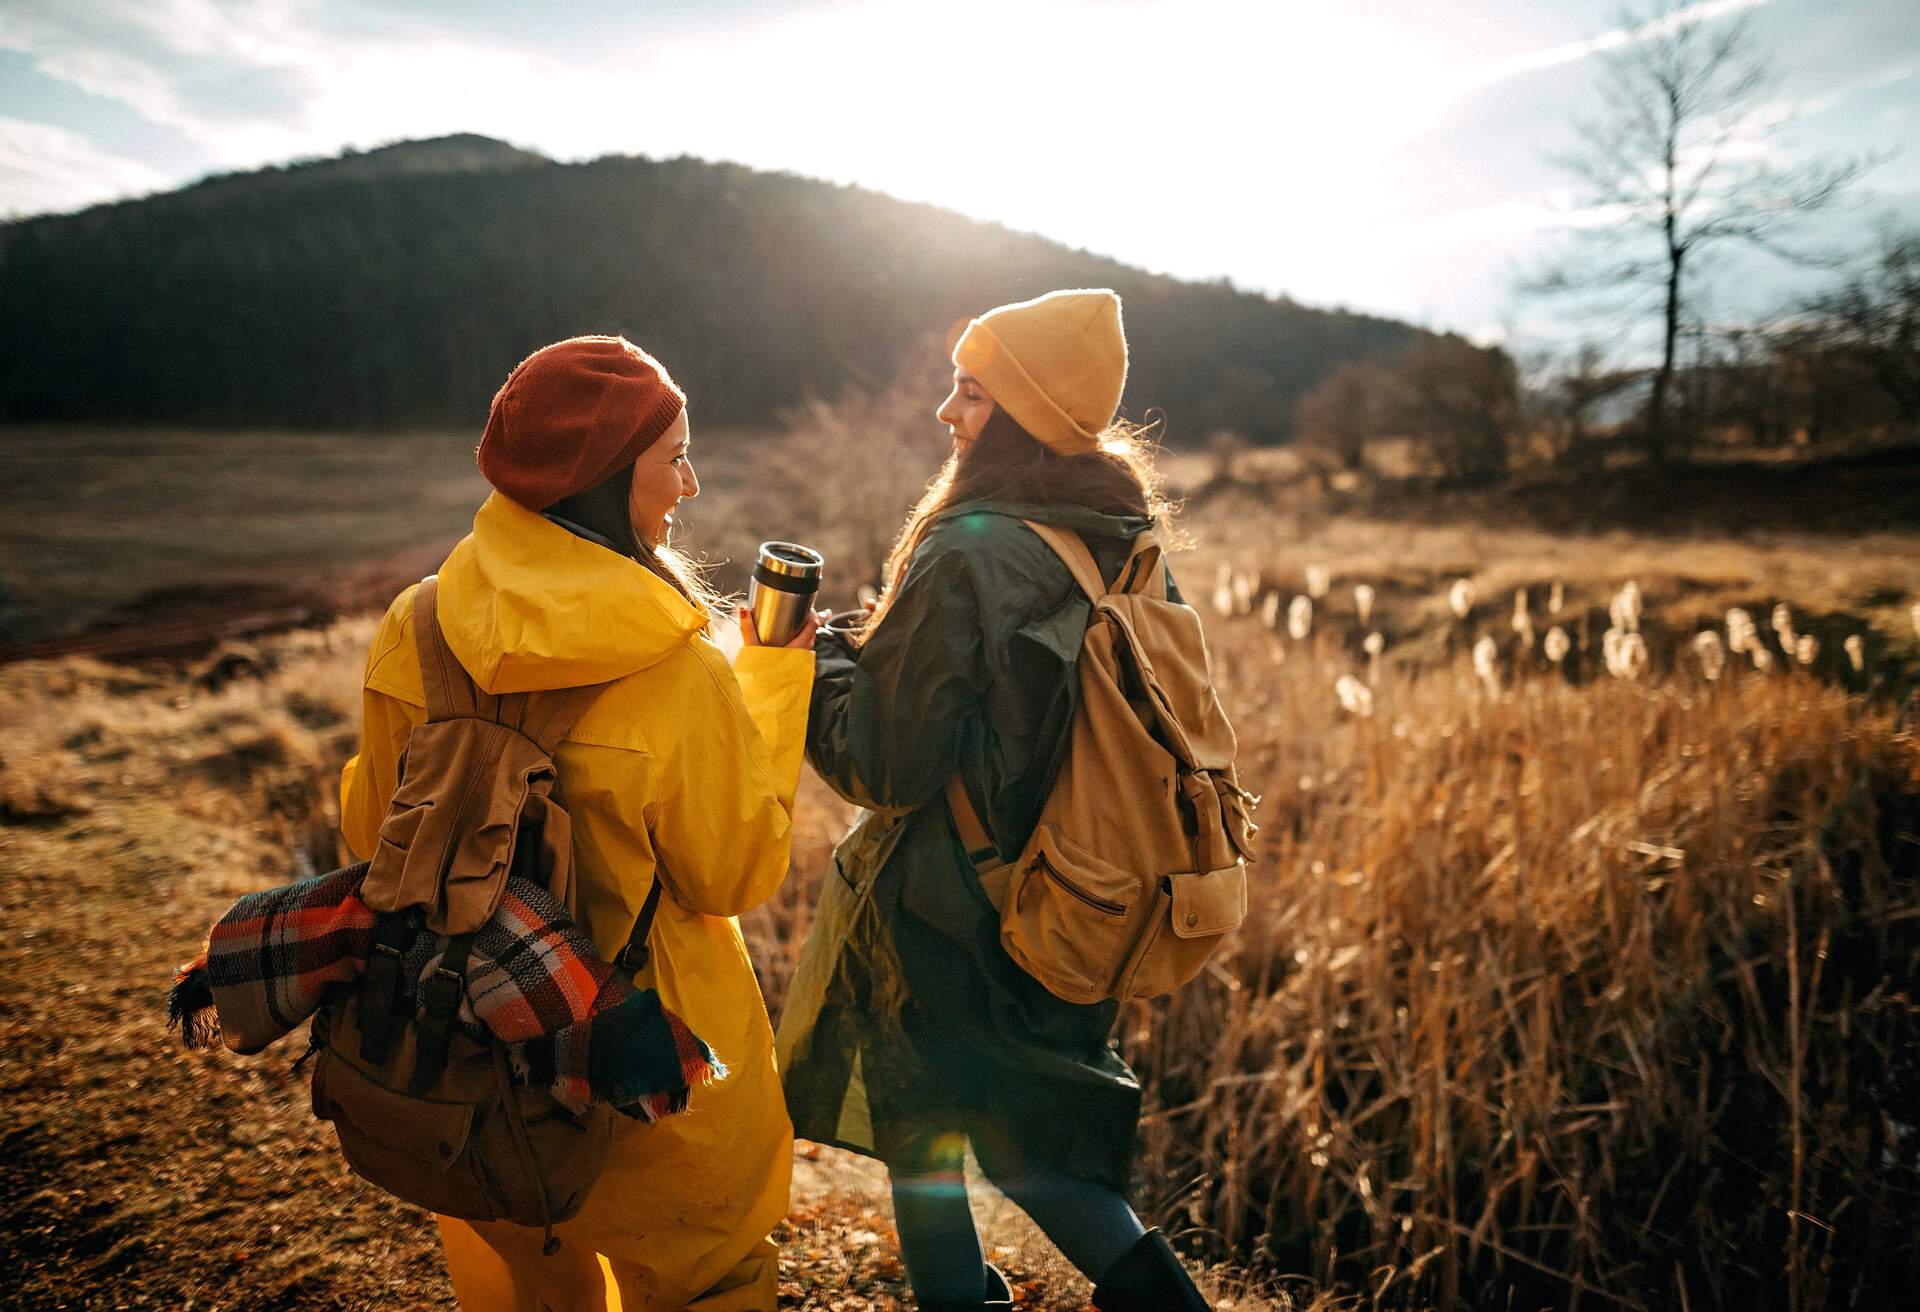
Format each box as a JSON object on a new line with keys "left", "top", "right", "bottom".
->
{"left": 738, "top": 604, "right": 827, "bottom": 650}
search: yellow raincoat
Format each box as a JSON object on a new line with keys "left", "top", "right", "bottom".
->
{"left": 339, "top": 491, "right": 811, "bottom": 1311}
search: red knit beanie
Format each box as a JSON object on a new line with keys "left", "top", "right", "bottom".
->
{"left": 477, "top": 336, "right": 687, "bottom": 512}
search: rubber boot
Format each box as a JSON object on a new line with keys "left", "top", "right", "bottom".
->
{"left": 1091, "top": 1228, "right": 1211, "bottom": 1311}
{"left": 917, "top": 1262, "right": 1013, "bottom": 1312}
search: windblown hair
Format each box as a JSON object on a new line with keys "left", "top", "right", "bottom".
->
{"left": 541, "top": 461, "right": 732, "bottom": 626}
{"left": 641, "top": 540, "right": 731, "bottom": 626}
{"left": 860, "top": 407, "right": 1177, "bottom": 642}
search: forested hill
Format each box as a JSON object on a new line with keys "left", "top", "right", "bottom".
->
{"left": 0, "top": 136, "right": 1427, "bottom": 443}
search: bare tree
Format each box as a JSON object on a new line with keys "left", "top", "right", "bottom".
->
{"left": 1392, "top": 338, "right": 1520, "bottom": 482}
{"left": 1533, "top": 1, "right": 1872, "bottom": 462}
{"left": 1802, "top": 227, "right": 1920, "bottom": 427}
{"left": 1294, "top": 359, "right": 1391, "bottom": 472}
{"left": 1534, "top": 342, "right": 1640, "bottom": 465}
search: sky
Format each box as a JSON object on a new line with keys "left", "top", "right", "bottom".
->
{"left": 2, "top": 0, "right": 1916, "bottom": 349}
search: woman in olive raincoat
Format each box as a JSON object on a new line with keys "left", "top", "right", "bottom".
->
{"left": 776, "top": 290, "right": 1213, "bottom": 1312}
{"left": 340, "top": 336, "right": 819, "bottom": 1311}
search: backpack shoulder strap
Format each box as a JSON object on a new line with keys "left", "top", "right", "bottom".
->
{"left": 951, "top": 521, "right": 1153, "bottom": 870}
{"left": 1020, "top": 520, "right": 1108, "bottom": 602}
{"left": 521, "top": 681, "right": 614, "bottom": 756}
{"left": 613, "top": 876, "right": 667, "bottom": 975}
{"left": 1116, "top": 532, "right": 1167, "bottom": 599}
{"left": 945, "top": 776, "right": 1006, "bottom": 875}
{"left": 411, "top": 577, "right": 475, "bottom": 723}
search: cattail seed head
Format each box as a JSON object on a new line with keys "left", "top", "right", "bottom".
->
{"left": 1448, "top": 579, "right": 1476, "bottom": 619}
{"left": 1288, "top": 595, "right": 1314, "bottom": 642}
{"left": 1305, "top": 565, "right": 1331, "bottom": 599}
{"left": 1845, "top": 634, "right": 1865, "bottom": 672}
{"left": 1544, "top": 626, "right": 1570, "bottom": 663}
{"left": 1259, "top": 592, "right": 1282, "bottom": 629}
{"left": 1548, "top": 580, "right": 1565, "bottom": 614}
{"left": 1615, "top": 632, "right": 1648, "bottom": 680}
{"left": 1609, "top": 582, "right": 1643, "bottom": 634}
{"left": 1354, "top": 583, "right": 1375, "bottom": 626}
{"left": 1795, "top": 634, "right": 1819, "bottom": 665}
{"left": 1363, "top": 631, "right": 1385, "bottom": 658}
{"left": 1511, "top": 590, "right": 1535, "bottom": 648}
{"left": 1693, "top": 630, "right": 1726, "bottom": 681}
{"left": 1726, "top": 608, "right": 1757, "bottom": 654}
{"left": 1335, "top": 674, "right": 1374, "bottom": 717}
{"left": 1472, "top": 636, "right": 1500, "bottom": 694}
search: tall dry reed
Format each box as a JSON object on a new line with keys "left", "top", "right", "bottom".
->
{"left": 1127, "top": 614, "right": 1918, "bottom": 1310}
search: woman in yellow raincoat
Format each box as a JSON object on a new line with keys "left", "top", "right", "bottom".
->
{"left": 339, "top": 335, "right": 818, "bottom": 1311}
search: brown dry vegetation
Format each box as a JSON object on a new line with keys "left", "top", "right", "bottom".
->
{"left": 1, "top": 623, "right": 1268, "bottom": 1311}
{"left": 3, "top": 426, "right": 1919, "bottom": 1310}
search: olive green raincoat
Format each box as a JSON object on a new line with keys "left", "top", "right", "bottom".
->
{"left": 776, "top": 500, "right": 1179, "bottom": 1191}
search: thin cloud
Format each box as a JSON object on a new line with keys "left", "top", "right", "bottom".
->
{"left": 0, "top": 115, "right": 170, "bottom": 216}
{"left": 1464, "top": 0, "right": 1774, "bottom": 92}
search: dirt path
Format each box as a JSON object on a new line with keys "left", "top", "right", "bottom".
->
{"left": 0, "top": 643, "right": 1236, "bottom": 1311}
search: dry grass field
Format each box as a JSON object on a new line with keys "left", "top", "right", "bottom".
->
{"left": 2, "top": 422, "right": 1918, "bottom": 1310}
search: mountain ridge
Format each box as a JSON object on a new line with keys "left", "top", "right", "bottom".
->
{"left": 1, "top": 135, "right": 1440, "bottom": 442}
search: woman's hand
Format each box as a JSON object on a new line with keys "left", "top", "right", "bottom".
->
{"left": 738, "top": 605, "right": 828, "bottom": 650}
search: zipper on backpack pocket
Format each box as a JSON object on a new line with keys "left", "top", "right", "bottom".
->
{"left": 1109, "top": 877, "right": 1173, "bottom": 995}
{"left": 1030, "top": 852, "right": 1128, "bottom": 916}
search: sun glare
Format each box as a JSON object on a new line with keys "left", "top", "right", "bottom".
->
{"left": 645, "top": 1, "right": 1453, "bottom": 294}
{"left": 273, "top": 0, "right": 1465, "bottom": 298}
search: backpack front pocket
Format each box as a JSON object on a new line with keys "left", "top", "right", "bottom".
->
{"left": 313, "top": 1045, "right": 495, "bottom": 1220}
{"left": 1001, "top": 825, "right": 1143, "bottom": 1005}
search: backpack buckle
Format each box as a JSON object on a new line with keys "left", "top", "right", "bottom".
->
{"left": 410, "top": 935, "right": 472, "bottom": 1095}
{"left": 358, "top": 915, "right": 413, "bottom": 1065}
{"left": 614, "top": 941, "right": 651, "bottom": 975}
{"left": 422, "top": 961, "right": 463, "bottom": 1011}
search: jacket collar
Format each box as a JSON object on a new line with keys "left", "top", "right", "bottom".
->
{"left": 930, "top": 496, "right": 1154, "bottom": 543}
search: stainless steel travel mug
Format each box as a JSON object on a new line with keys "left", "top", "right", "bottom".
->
{"left": 748, "top": 542, "right": 824, "bottom": 646}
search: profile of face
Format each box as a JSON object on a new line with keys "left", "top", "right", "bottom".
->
{"left": 935, "top": 368, "right": 995, "bottom": 455}
{"left": 627, "top": 410, "right": 698, "bottom": 547}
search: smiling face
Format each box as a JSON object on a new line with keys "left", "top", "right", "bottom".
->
{"left": 935, "top": 368, "right": 995, "bottom": 455}
{"left": 626, "top": 410, "right": 698, "bottom": 547}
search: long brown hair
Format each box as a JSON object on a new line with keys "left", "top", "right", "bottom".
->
{"left": 640, "top": 540, "right": 731, "bottom": 625}
{"left": 543, "top": 466, "right": 730, "bottom": 626}
{"left": 860, "top": 408, "right": 1176, "bottom": 642}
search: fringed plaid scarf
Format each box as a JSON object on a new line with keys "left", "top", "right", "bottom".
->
{"left": 169, "top": 862, "right": 724, "bottom": 1121}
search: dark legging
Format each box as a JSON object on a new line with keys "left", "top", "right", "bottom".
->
{"left": 886, "top": 1133, "right": 1147, "bottom": 1303}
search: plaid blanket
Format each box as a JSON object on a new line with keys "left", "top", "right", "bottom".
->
{"left": 170, "top": 862, "right": 724, "bottom": 1121}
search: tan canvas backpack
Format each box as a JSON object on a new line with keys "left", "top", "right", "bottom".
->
{"left": 947, "top": 522, "right": 1259, "bottom": 1005}
{"left": 309, "top": 577, "right": 655, "bottom": 1254}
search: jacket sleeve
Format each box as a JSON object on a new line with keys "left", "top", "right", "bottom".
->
{"left": 339, "top": 591, "right": 426, "bottom": 860}
{"left": 806, "top": 542, "right": 989, "bottom": 813}
{"left": 645, "top": 643, "right": 813, "bottom": 918}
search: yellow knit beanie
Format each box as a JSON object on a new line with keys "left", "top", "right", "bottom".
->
{"left": 951, "top": 288, "right": 1128, "bottom": 455}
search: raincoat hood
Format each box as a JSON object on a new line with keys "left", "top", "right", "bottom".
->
{"left": 436, "top": 491, "right": 707, "bottom": 695}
